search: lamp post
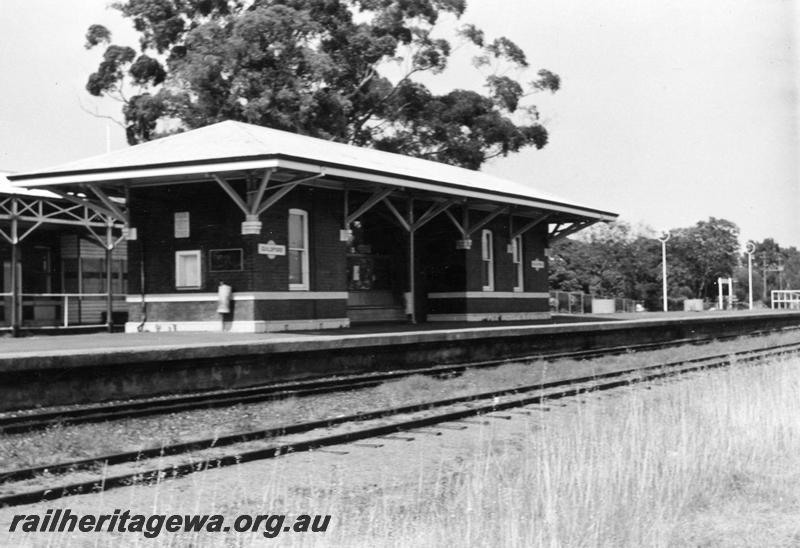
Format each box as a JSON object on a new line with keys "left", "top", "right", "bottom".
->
{"left": 745, "top": 242, "right": 755, "bottom": 310}
{"left": 657, "top": 232, "right": 671, "bottom": 312}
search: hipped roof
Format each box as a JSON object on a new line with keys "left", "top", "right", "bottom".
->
{"left": 9, "top": 121, "right": 616, "bottom": 221}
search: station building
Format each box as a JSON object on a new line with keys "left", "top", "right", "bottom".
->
{"left": 9, "top": 121, "right": 617, "bottom": 333}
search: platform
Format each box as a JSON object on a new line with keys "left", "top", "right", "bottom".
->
{"left": 2, "top": 309, "right": 799, "bottom": 411}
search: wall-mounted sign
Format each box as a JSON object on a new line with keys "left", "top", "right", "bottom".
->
{"left": 258, "top": 240, "right": 286, "bottom": 259}
{"left": 174, "top": 211, "right": 190, "bottom": 238}
{"left": 209, "top": 248, "right": 243, "bottom": 271}
{"left": 455, "top": 239, "right": 472, "bottom": 250}
{"left": 530, "top": 259, "right": 545, "bottom": 271}
{"left": 339, "top": 229, "right": 352, "bottom": 242}
{"left": 123, "top": 227, "right": 137, "bottom": 241}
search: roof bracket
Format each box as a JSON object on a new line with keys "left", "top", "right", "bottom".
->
{"left": 465, "top": 206, "right": 508, "bottom": 238}
{"left": 85, "top": 185, "right": 128, "bottom": 225}
{"left": 346, "top": 187, "right": 395, "bottom": 225}
{"left": 381, "top": 197, "right": 410, "bottom": 232}
{"left": 411, "top": 199, "right": 457, "bottom": 232}
{"left": 549, "top": 220, "right": 598, "bottom": 242}
{"left": 211, "top": 174, "right": 250, "bottom": 216}
{"left": 256, "top": 173, "right": 324, "bottom": 216}
{"left": 247, "top": 168, "right": 274, "bottom": 214}
{"left": 444, "top": 207, "right": 467, "bottom": 237}
{"left": 511, "top": 213, "right": 551, "bottom": 239}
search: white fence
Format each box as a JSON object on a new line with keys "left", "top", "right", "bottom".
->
{"left": 0, "top": 293, "right": 127, "bottom": 328}
{"left": 549, "top": 291, "right": 644, "bottom": 314}
{"left": 771, "top": 290, "right": 800, "bottom": 310}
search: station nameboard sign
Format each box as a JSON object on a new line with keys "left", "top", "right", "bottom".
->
{"left": 258, "top": 241, "right": 286, "bottom": 259}
{"left": 530, "top": 259, "right": 545, "bottom": 271}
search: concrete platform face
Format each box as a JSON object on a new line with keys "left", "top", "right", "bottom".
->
{"left": 0, "top": 309, "right": 788, "bottom": 360}
{"left": 2, "top": 309, "right": 798, "bottom": 411}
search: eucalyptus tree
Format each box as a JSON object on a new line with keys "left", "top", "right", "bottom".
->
{"left": 85, "top": 0, "right": 559, "bottom": 169}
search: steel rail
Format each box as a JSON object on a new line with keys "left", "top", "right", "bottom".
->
{"left": 0, "top": 328, "right": 791, "bottom": 434}
{"left": 1, "top": 341, "right": 798, "bottom": 508}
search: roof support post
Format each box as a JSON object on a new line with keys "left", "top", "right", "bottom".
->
{"left": 9, "top": 199, "right": 19, "bottom": 337}
{"left": 105, "top": 221, "right": 114, "bottom": 333}
{"left": 408, "top": 197, "right": 416, "bottom": 324}
{"left": 248, "top": 169, "right": 274, "bottom": 213}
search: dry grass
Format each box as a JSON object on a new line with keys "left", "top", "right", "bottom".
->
{"left": 3, "top": 355, "right": 800, "bottom": 546}
{"left": 204, "top": 356, "right": 800, "bottom": 547}
{"left": 2, "top": 330, "right": 800, "bottom": 473}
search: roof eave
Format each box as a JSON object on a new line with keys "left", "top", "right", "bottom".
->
{"left": 9, "top": 155, "right": 618, "bottom": 222}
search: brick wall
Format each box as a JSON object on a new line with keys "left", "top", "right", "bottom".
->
{"left": 127, "top": 181, "right": 348, "bottom": 326}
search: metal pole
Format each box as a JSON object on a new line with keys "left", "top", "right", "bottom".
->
{"left": 746, "top": 242, "right": 755, "bottom": 310}
{"left": 657, "top": 233, "right": 670, "bottom": 312}
{"left": 408, "top": 198, "right": 416, "bottom": 324}
{"left": 10, "top": 201, "right": 19, "bottom": 337}
{"left": 105, "top": 223, "right": 114, "bottom": 333}
{"left": 10, "top": 238, "right": 18, "bottom": 337}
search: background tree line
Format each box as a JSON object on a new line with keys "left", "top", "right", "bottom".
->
{"left": 549, "top": 218, "right": 800, "bottom": 310}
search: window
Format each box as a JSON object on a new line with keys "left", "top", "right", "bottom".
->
{"left": 175, "top": 250, "right": 202, "bottom": 289}
{"left": 512, "top": 235, "right": 523, "bottom": 292}
{"left": 481, "top": 229, "right": 494, "bottom": 291}
{"left": 288, "top": 209, "right": 309, "bottom": 290}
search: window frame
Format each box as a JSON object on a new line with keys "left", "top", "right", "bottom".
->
{"left": 481, "top": 229, "right": 494, "bottom": 292}
{"left": 512, "top": 235, "right": 524, "bottom": 292}
{"left": 288, "top": 208, "right": 310, "bottom": 291}
{"left": 175, "top": 250, "right": 202, "bottom": 290}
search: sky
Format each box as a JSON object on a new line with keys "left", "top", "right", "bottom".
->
{"left": 0, "top": 0, "right": 797, "bottom": 245}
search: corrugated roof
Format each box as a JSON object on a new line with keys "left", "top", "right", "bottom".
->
{"left": 9, "top": 121, "right": 616, "bottom": 220}
{"left": 0, "top": 171, "right": 59, "bottom": 198}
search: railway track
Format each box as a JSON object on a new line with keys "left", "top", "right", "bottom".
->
{"left": 0, "top": 328, "right": 792, "bottom": 434}
{"left": 1, "top": 339, "right": 799, "bottom": 508}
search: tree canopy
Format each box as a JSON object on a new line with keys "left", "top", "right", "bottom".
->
{"left": 84, "top": 0, "right": 559, "bottom": 169}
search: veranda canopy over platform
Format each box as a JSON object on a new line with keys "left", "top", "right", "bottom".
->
{"left": 8, "top": 121, "right": 616, "bottom": 229}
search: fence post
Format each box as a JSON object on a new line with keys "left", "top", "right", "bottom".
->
{"left": 63, "top": 295, "right": 69, "bottom": 327}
